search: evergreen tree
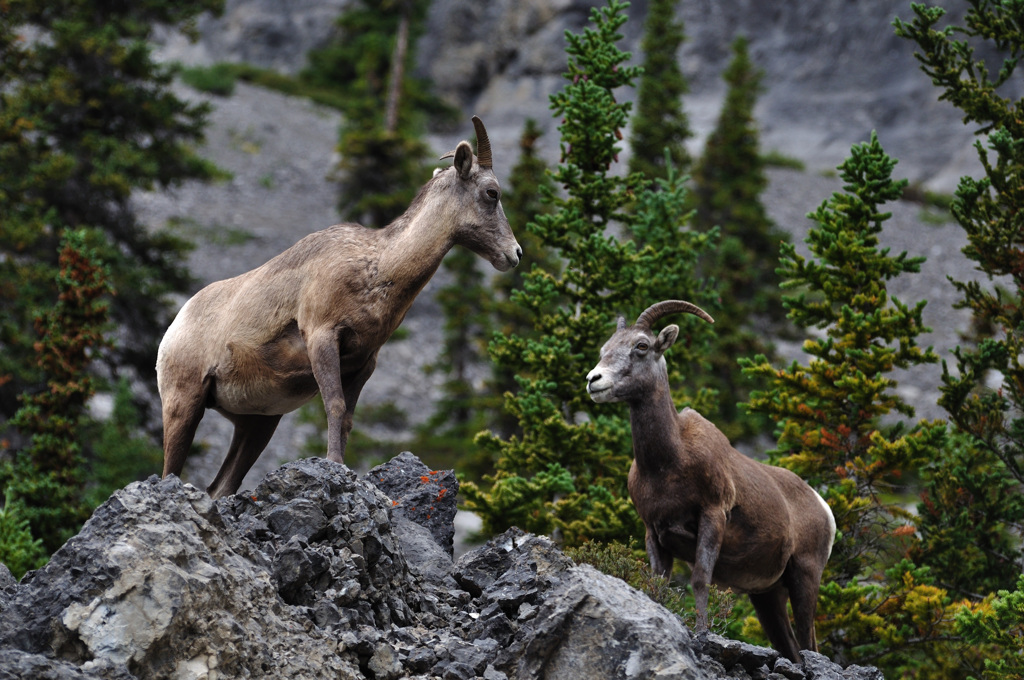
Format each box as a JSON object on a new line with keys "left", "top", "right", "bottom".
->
{"left": 0, "top": 496, "right": 46, "bottom": 579}
{"left": 912, "top": 434, "right": 1024, "bottom": 597}
{"left": 302, "top": 0, "right": 449, "bottom": 123}
{"left": 308, "top": 0, "right": 443, "bottom": 227}
{"left": 1, "top": 229, "right": 111, "bottom": 556}
{"left": 740, "top": 134, "right": 955, "bottom": 673}
{"left": 0, "top": 0, "right": 223, "bottom": 419}
{"left": 895, "top": 0, "right": 1024, "bottom": 570}
{"left": 335, "top": 123, "right": 433, "bottom": 227}
{"left": 690, "top": 36, "right": 789, "bottom": 439}
{"left": 955, "top": 575, "right": 1024, "bottom": 680}
{"left": 892, "top": 4, "right": 1024, "bottom": 671}
{"left": 486, "top": 120, "right": 561, "bottom": 444}
{"left": 628, "top": 0, "right": 692, "bottom": 180}
{"left": 417, "top": 245, "right": 490, "bottom": 467}
{"left": 462, "top": 0, "right": 716, "bottom": 547}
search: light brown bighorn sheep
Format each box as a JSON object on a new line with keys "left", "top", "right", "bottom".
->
{"left": 586, "top": 300, "right": 835, "bottom": 663}
{"left": 157, "top": 116, "right": 521, "bottom": 499}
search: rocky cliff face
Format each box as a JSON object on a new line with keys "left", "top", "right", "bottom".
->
{"left": 0, "top": 453, "right": 880, "bottom": 680}
{"left": 156, "top": 0, "right": 990, "bottom": 191}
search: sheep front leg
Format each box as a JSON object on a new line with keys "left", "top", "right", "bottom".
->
{"left": 308, "top": 328, "right": 352, "bottom": 464}
{"left": 333, "top": 354, "right": 376, "bottom": 461}
{"left": 691, "top": 508, "right": 727, "bottom": 632}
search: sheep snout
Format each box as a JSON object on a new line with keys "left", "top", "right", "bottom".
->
{"left": 586, "top": 368, "right": 614, "bottom": 402}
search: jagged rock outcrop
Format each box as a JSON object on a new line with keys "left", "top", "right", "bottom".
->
{"left": 0, "top": 453, "right": 880, "bottom": 680}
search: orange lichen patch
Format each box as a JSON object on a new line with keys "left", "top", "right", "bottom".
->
{"left": 392, "top": 500, "right": 399, "bottom": 506}
{"left": 420, "top": 475, "right": 431, "bottom": 483}
{"left": 891, "top": 525, "right": 917, "bottom": 538}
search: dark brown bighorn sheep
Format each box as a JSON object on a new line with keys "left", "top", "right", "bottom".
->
{"left": 586, "top": 300, "right": 835, "bottom": 663}
{"left": 157, "top": 116, "right": 521, "bottom": 499}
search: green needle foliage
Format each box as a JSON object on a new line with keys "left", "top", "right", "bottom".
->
{"left": 485, "top": 120, "right": 561, "bottom": 445}
{"left": 462, "top": 0, "right": 716, "bottom": 548}
{"left": 628, "top": 0, "right": 693, "bottom": 179}
{"left": 956, "top": 574, "right": 1024, "bottom": 680}
{"left": 740, "top": 133, "right": 953, "bottom": 672}
{"left": 690, "top": 36, "right": 790, "bottom": 440}
{"left": 896, "top": 0, "right": 1024, "bottom": 507}
{"left": 309, "top": 0, "right": 446, "bottom": 227}
{"left": 0, "top": 0, "right": 224, "bottom": 419}
{"left": 1, "top": 230, "right": 112, "bottom": 563}
{"left": 895, "top": 3, "right": 1024, "bottom": 672}
{"left": 912, "top": 433, "right": 1024, "bottom": 597}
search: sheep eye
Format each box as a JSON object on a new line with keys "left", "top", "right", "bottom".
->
{"left": 636, "top": 342, "right": 649, "bottom": 352}
{"left": 487, "top": 189, "right": 499, "bottom": 200}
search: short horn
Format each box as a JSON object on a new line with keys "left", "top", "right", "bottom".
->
{"left": 472, "top": 115, "right": 492, "bottom": 168}
{"left": 635, "top": 300, "right": 714, "bottom": 330}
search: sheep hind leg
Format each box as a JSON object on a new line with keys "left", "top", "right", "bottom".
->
{"left": 748, "top": 587, "right": 801, "bottom": 664}
{"left": 644, "top": 526, "right": 674, "bottom": 578}
{"left": 785, "top": 560, "right": 823, "bottom": 653}
{"left": 206, "top": 413, "right": 282, "bottom": 499}
{"left": 161, "top": 375, "right": 213, "bottom": 480}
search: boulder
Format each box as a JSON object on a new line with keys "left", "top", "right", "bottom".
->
{"left": 0, "top": 453, "right": 881, "bottom": 680}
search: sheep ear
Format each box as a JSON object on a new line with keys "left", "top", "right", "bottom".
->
{"left": 454, "top": 141, "right": 474, "bottom": 180}
{"left": 655, "top": 325, "right": 679, "bottom": 354}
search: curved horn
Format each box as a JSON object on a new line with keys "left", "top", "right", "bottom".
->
{"left": 472, "top": 115, "right": 492, "bottom": 168}
{"left": 635, "top": 300, "right": 714, "bottom": 330}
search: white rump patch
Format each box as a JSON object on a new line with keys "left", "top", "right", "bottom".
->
{"left": 816, "top": 490, "right": 837, "bottom": 558}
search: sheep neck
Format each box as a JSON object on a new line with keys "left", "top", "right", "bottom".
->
{"left": 628, "top": 379, "right": 685, "bottom": 474}
{"left": 378, "top": 207, "right": 456, "bottom": 302}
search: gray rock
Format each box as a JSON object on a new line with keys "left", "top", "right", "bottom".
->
{"left": 496, "top": 561, "right": 710, "bottom": 679}
{"left": 392, "top": 514, "right": 457, "bottom": 587}
{"left": 801, "top": 651, "right": 847, "bottom": 679}
{"left": 700, "top": 632, "right": 780, "bottom": 676}
{"left": 799, "top": 651, "right": 886, "bottom": 680}
{"left": 367, "top": 450, "right": 460, "bottom": 556}
{"left": 0, "top": 648, "right": 134, "bottom": 680}
{"left": 774, "top": 656, "right": 806, "bottom": 680}
{"left": 468, "top": 602, "right": 515, "bottom": 647}
{"left": 265, "top": 496, "right": 328, "bottom": 541}
{"left": 483, "top": 665, "right": 509, "bottom": 680}
{"left": 453, "top": 527, "right": 526, "bottom": 597}
{"left": 0, "top": 564, "right": 17, "bottom": 616}
{"left": 0, "top": 474, "right": 361, "bottom": 679}
{"left": 842, "top": 664, "right": 886, "bottom": 680}
{"left": 0, "top": 452, "right": 882, "bottom": 680}
{"left": 152, "top": 0, "right": 351, "bottom": 75}
{"left": 368, "top": 641, "right": 403, "bottom": 680}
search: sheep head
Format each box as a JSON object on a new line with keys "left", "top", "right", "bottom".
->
{"left": 437, "top": 116, "right": 521, "bottom": 272}
{"left": 586, "top": 300, "right": 714, "bottom": 404}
